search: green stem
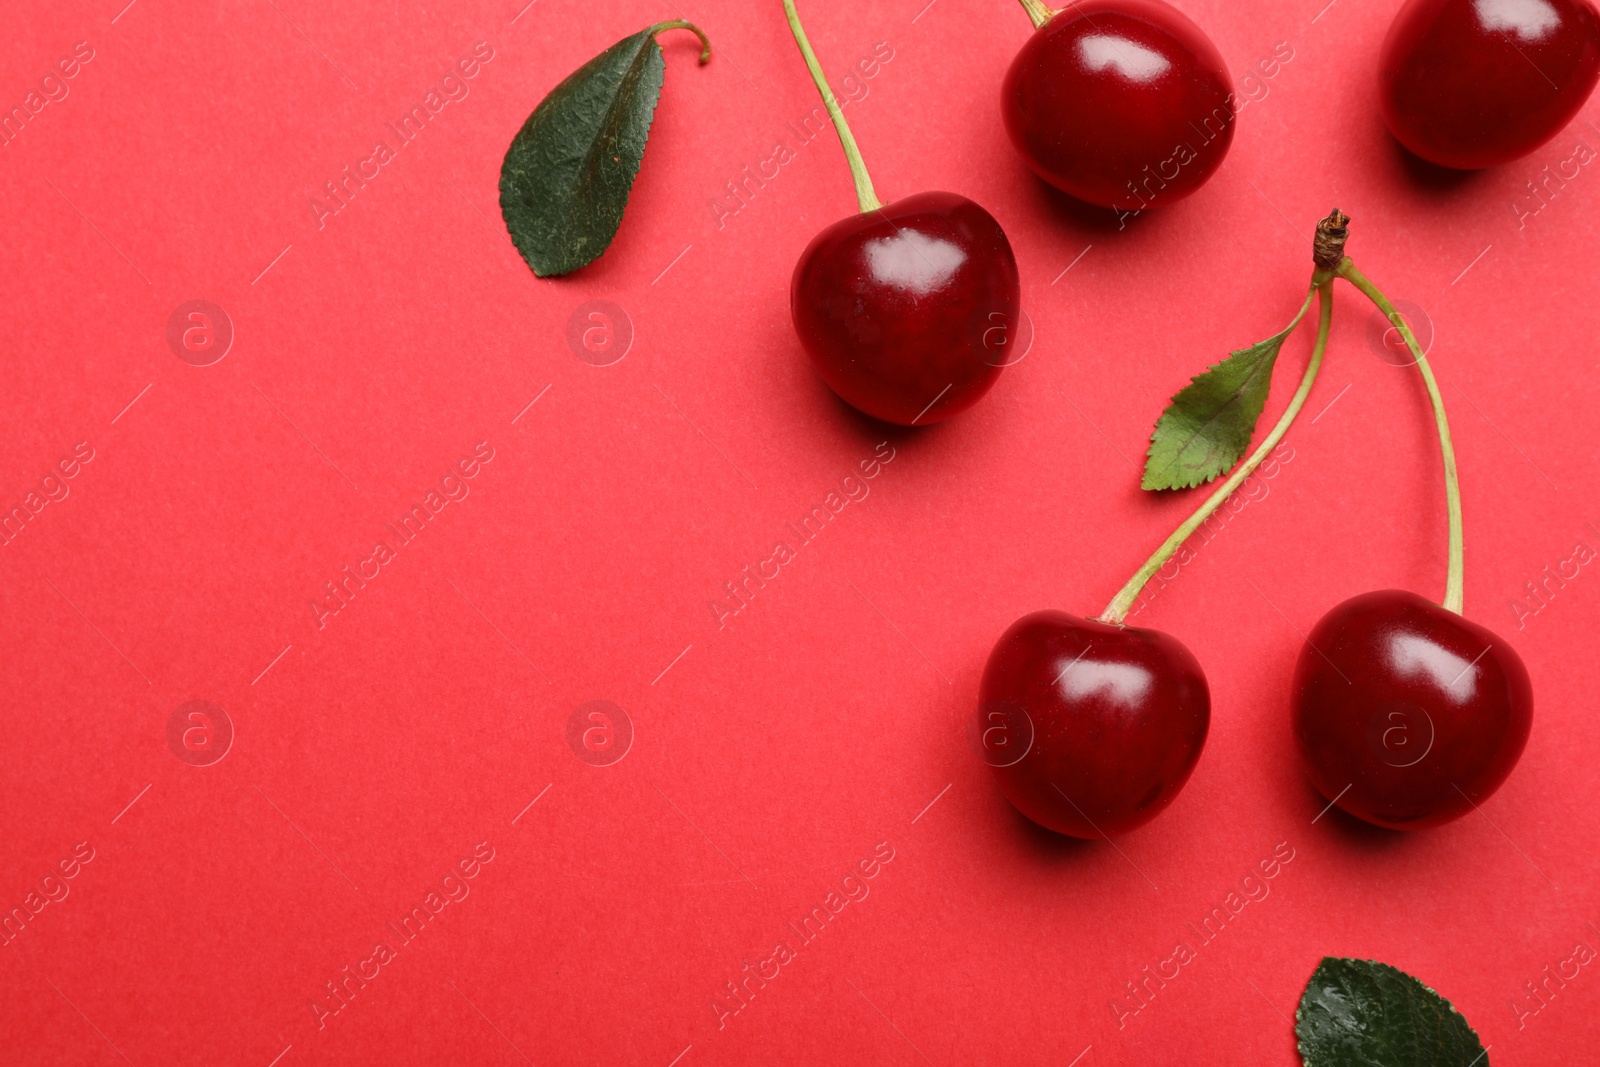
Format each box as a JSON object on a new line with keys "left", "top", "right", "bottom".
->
{"left": 780, "top": 0, "right": 882, "bottom": 212}
{"left": 1335, "top": 258, "right": 1465, "bottom": 614}
{"left": 1099, "top": 278, "right": 1334, "bottom": 625}
{"left": 1016, "top": 0, "right": 1057, "bottom": 28}
{"left": 647, "top": 20, "right": 713, "bottom": 63}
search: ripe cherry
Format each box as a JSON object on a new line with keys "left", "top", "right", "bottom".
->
{"left": 1290, "top": 224, "right": 1535, "bottom": 829}
{"left": 1379, "top": 0, "right": 1600, "bottom": 169}
{"left": 1292, "top": 591, "right": 1533, "bottom": 829}
{"left": 1001, "top": 0, "right": 1237, "bottom": 211}
{"left": 791, "top": 193, "right": 1020, "bottom": 425}
{"left": 978, "top": 612, "right": 1209, "bottom": 837}
{"left": 783, "top": 0, "right": 1020, "bottom": 425}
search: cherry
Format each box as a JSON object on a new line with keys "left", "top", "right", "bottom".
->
{"left": 1291, "top": 591, "right": 1533, "bottom": 829}
{"left": 978, "top": 612, "right": 1209, "bottom": 837}
{"left": 782, "top": 0, "right": 1020, "bottom": 425}
{"left": 1379, "top": 0, "right": 1600, "bottom": 169}
{"left": 1001, "top": 0, "right": 1237, "bottom": 211}
{"left": 791, "top": 193, "right": 1020, "bottom": 425}
{"left": 1286, "top": 216, "right": 1536, "bottom": 829}
{"left": 973, "top": 241, "right": 1343, "bottom": 839}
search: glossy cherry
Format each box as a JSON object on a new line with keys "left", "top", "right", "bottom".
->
{"left": 1379, "top": 0, "right": 1600, "bottom": 169}
{"left": 791, "top": 192, "right": 1021, "bottom": 425}
{"left": 972, "top": 254, "right": 1341, "bottom": 840}
{"left": 1001, "top": 0, "right": 1236, "bottom": 211}
{"left": 1287, "top": 225, "right": 1536, "bottom": 831}
{"left": 1292, "top": 590, "right": 1533, "bottom": 829}
{"left": 978, "top": 612, "right": 1209, "bottom": 837}
{"left": 782, "top": 0, "right": 1021, "bottom": 425}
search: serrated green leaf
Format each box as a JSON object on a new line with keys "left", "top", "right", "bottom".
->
{"left": 499, "top": 24, "right": 704, "bottom": 277}
{"left": 1296, "top": 957, "right": 1490, "bottom": 1067}
{"left": 1140, "top": 293, "right": 1311, "bottom": 491}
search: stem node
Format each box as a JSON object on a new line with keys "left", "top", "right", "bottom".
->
{"left": 1313, "top": 209, "right": 1350, "bottom": 270}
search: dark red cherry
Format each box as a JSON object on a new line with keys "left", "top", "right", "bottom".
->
{"left": 977, "top": 611, "right": 1210, "bottom": 838}
{"left": 790, "top": 191, "right": 1020, "bottom": 426}
{"left": 1000, "top": 0, "right": 1236, "bottom": 212}
{"left": 1379, "top": 0, "right": 1600, "bottom": 169}
{"left": 1292, "top": 590, "right": 1533, "bottom": 830}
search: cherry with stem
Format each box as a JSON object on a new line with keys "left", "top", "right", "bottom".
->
{"left": 1001, "top": 0, "right": 1238, "bottom": 213}
{"left": 978, "top": 232, "right": 1338, "bottom": 839}
{"left": 784, "top": 0, "right": 1021, "bottom": 426}
{"left": 1291, "top": 213, "right": 1531, "bottom": 830}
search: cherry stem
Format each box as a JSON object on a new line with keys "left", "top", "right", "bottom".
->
{"left": 1016, "top": 0, "right": 1057, "bottom": 28}
{"left": 780, "top": 0, "right": 882, "bottom": 213}
{"left": 1335, "top": 258, "right": 1465, "bottom": 614}
{"left": 647, "top": 20, "right": 713, "bottom": 63}
{"left": 1099, "top": 278, "right": 1335, "bottom": 625}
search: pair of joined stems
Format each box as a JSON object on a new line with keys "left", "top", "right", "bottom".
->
{"left": 1100, "top": 257, "right": 1465, "bottom": 624}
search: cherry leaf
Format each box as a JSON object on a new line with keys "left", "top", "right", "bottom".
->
{"left": 1297, "top": 957, "right": 1490, "bottom": 1067}
{"left": 1141, "top": 306, "right": 1304, "bottom": 491}
{"left": 499, "top": 23, "right": 708, "bottom": 277}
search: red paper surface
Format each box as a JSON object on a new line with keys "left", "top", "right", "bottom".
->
{"left": 2, "top": 0, "right": 1596, "bottom": 1063}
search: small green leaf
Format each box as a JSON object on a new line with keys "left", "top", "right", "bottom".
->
{"left": 1140, "top": 306, "right": 1308, "bottom": 490}
{"left": 1296, "top": 957, "right": 1490, "bottom": 1067}
{"left": 499, "top": 22, "right": 709, "bottom": 277}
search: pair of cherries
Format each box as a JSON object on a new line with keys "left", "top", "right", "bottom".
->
{"left": 981, "top": 214, "right": 1534, "bottom": 839}
{"left": 981, "top": 590, "right": 1532, "bottom": 837}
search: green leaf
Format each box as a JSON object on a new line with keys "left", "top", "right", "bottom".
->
{"left": 499, "top": 22, "right": 708, "bottom": 277}
{"left": 1140, "top": 293, "right": 1311, "bottom": 491}
{"left": 1297, "top": 957, "right": 1490, "bottom": 1067}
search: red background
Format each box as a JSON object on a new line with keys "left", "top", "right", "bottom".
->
{"left": 2, "top": 0, "right": 1596, "bottom": 1063}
